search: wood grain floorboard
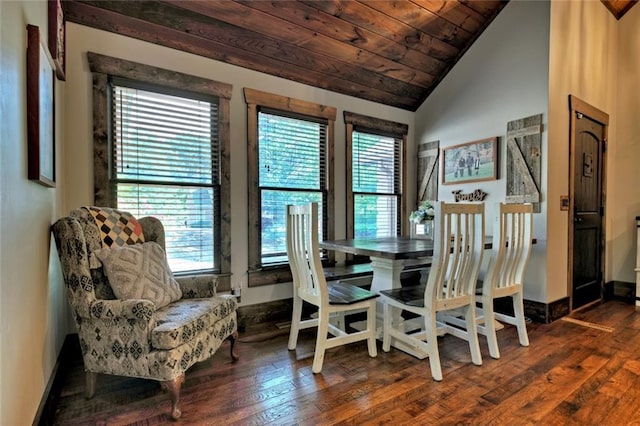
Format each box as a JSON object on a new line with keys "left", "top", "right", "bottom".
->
{"left": 49, "top": 300, "right": 640, "bottom": 425}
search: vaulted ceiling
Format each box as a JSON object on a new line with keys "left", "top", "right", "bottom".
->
{"left": 64, "top": 0, "right": 637, "bottom": 112}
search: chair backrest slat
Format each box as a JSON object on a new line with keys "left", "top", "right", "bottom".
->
{"left": 428, "top": 202, "right": 485, "bottom": 306}
{"left": 487, "top": 203, "right": 533, "bottom": 292}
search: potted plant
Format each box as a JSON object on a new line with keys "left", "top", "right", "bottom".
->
{"left": 409, "top": 200, "right": 435, "bottom": 239}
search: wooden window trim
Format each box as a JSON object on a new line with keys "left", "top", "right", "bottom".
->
{"left": 244, "top": 88, "right": 336, "bottom": 287}
{"left": 344, "top": 111, "right": 408, "bottom": 246}
{"left": 88, "top": 52, "right": 233, "bottom": 291}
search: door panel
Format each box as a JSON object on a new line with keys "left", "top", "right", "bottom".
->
{"left": 572, "top": 115, "right": 604, "bottom": 309}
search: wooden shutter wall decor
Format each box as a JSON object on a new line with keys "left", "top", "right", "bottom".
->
{"left": 506, "top": 114, "right": 542, "bottom": 213}
{"left": 417, "top": 140, "right": 439, "bottom": 204}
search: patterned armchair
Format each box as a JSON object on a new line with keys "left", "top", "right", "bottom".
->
{"left": 51, "top": 207, "right": 238, "bottom": 419}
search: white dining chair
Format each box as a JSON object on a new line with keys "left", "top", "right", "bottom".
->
{"left": 380, "top": 202, "right": 485, "bottom": 381}
{"left": 286, "top": 202, "right": 379, "bottom": 374}
{"left": 478, "top": 202, "right": 533, "bottom": 358}
{"left": 442, "top": 203, "right": 533, "bottom": 359}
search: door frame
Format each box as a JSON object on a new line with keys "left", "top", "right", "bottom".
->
{"left": 567, "top": 95, "right": 609, "bottom": 311}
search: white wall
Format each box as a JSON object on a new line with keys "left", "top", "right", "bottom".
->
{"left": 415, "top": 0, "right": 550, "bottom": 302}
{"left": 0, "top": 1, "right": 68, "bottom": 424}
{"left": 64, "top": 23, "right": 416, "bottom": 307}
{"left": 611, "top": 4, "right": 640, "bottom": 283}
{"left": 547, "top": 0, "right": 621, "bottom": 301}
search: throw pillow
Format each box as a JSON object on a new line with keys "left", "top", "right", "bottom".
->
{"left": 94, "top": 242, "right": 182, "bottom": 308}
{"left": 84, "top": 206, "right": 146, "bottom": 248}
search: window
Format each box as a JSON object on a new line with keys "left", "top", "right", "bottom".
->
{"left": 259, "top": 110, "right": 327, "bottom": 264}
{"left": 110, "top": 79, "right": 219, "bottom": 273}
{"left": 345, "top": 112, "right": 408, "bottom": 240}
{"left": 352, "top": 130, "right": 401, "bottom": 238}
{"left": 245, "top": 88, "right": 336, "bottom": 286}
{"left": 89, "top": 53, "right": 232, "bottom": 289}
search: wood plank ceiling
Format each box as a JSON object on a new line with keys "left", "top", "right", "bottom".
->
{"left": 63, "top": 0, "right": 637, "bottom": 111}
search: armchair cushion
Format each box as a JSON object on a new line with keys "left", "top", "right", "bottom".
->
{"left": 95, "top": 242, "right": 182, "bottom": 309}
{"left": 152, "top": 295, "right": 238, "bottom": 350}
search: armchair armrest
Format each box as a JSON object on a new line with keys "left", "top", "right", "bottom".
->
{"left": 176, "top": 274, "right": 218, "bottom": 298}
{"left": 88, "top": 299, "right": 155, "bottom": 321}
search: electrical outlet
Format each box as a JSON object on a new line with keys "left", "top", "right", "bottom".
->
{"left": 232, "top": 283, "right": 241, "bottom": 303}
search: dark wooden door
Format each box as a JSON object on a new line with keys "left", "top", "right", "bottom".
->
{"left": 572, "top": 113, "right": 605, "bottom": 310}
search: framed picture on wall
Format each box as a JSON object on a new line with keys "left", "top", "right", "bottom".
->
{"left": 441, "top": 137, "right": 499, "bottom": 185}
{"left": 27, "top": 24, "right": 56, "bottom": 187}
{"left": 48, "top": 0, "right": 66, "bottom": 80}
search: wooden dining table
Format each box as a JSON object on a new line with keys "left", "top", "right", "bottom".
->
{"left": 320, "top": 236, "right": 492, "bottom": 294}
{"left": 319, "top": 237, "right": 436, "bottom": 296}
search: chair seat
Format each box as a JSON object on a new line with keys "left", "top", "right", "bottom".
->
{"left": 380, "top": 285, "right": 425, "bottom": 307}
{"left": 328, "top": 282, "right": 379, "bottom": 305}
{"left": 152, "top": 295, "right": 238, "bottom": 350}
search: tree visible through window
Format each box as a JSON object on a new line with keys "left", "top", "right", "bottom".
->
{"left": 111, "top": 79, "right": 220, "bottom": 273}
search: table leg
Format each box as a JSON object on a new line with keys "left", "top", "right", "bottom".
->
{"left": 369, "top": 257, "right": 404, "bottom": 335}
{"left": 369, "top": 257, "right": 405, "bottom": 293}
{"left": 369, "top": 257, "right": 429, "bottom": 359}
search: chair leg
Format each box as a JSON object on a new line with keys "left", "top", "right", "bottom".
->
{"left": 513, "top": 292, "right": 530, "bottom": 347}
{"left": 85, "top": 371, "right": 97, "bottom": 399}
{"left": 161, "top": 374, "right": 185, "bottom": 420}
{"left": 464, "top": 305, "right": 483, "bottom": 366}
{"left": 288, "top": 296, "right": 303, "bottom": 350}
{"left": 382, "top": 301, "right": 392, "bottom": 352}
{"left": 312, "top": 314, "right": 329, "bottom": 374}
{"left": 333, "top": 312, "right": 346, "bottom": 332}
{"left": 366, "top": 302, "right": 378, "bottom": 358}
{"left": 425, "top": 311, "right": 442, "bottom": 381}
{"left": 482, "top": 296, "right": 501, "bottom": 359}
{"left": 228, "top": 331, "right": 240, "bottom": 361}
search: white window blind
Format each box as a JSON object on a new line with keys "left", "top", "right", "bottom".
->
{"left": 352, "top": 130, "right": 401, "bottom": 238}
{"left": 111, "top": 79, "right": 220, "bottom": 273}
{"left": 258, "top": 110, "right": 327, "bottom": 265}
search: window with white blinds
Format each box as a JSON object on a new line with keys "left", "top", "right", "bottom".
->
{"left": 111, "top": 78, "right": 220, "bottom": 274}
{"left": 352, "top": 130, "right": 401, "bottom": 238}
{"left": 258, "top": 110, "right": 327, "bottom": 265}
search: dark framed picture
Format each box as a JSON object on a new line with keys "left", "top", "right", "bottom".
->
{"left": 48, "top": 0, "right": 66, "bottom": 80}
{"left": 441, "top": 137, "right": 499, "bottom": 185}
{"left": 27, "top": 24, "right": 56, "bottom": 187}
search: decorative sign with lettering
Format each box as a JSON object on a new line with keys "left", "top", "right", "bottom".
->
{"left": 452, "top": 189, "right": 488, "bottom": 202}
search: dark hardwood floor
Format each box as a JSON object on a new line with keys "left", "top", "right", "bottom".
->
{"left": 50, "top": 300, "right": 640, "bottom": 425}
